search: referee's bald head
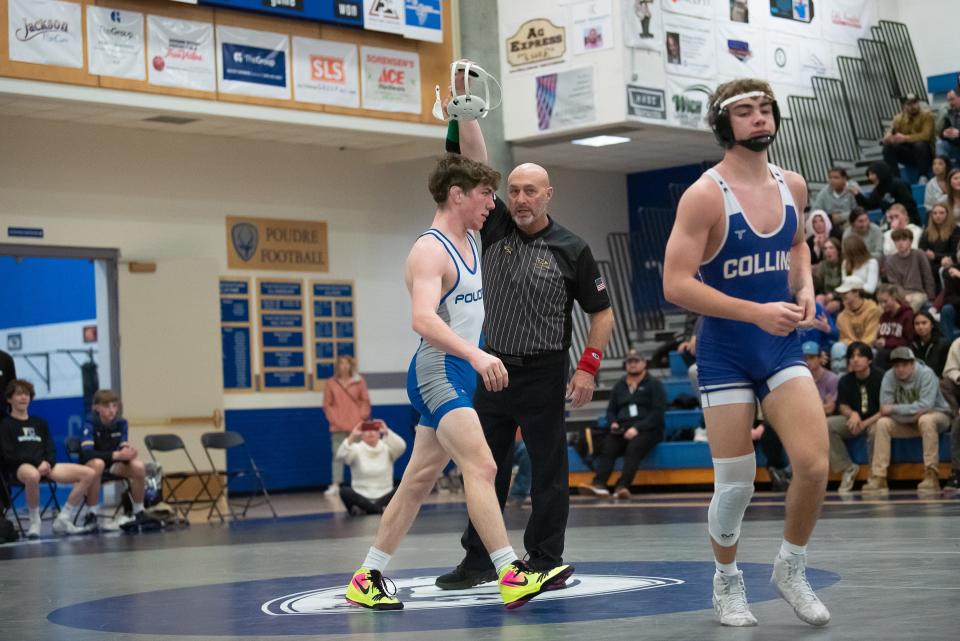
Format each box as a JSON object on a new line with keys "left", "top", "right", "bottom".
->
{"left": 506, "top": 163, "right": 553, "bottom": 233}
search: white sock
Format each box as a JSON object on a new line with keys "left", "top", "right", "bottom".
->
{"left": 715, "top": 560, "right": 739, "bottom": 576}
{"left": 779, "top": 539, "right": 807, "bottom": 559}
{"left": 58, "top": 501, "right": 79, "bottom": 521}
{"left": 490, "top": 546, "right": 518, "bottom": 575}
{"left": 29, "top": 507, "right": 41, "bottom": 524}
{"left": 132, "top": 501, "right": 144, "bottom": 514}
{"left": 362, "top": 547, "right": 391, "bottom": 573}
{"left": 88, "top": 504, "right": 100, "bottom": 517}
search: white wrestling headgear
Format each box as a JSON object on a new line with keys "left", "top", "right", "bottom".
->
{"left": 432, "top": 60, "right": 503, "bottom": 122}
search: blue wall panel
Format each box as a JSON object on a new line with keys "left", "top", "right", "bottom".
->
{"left": 626, "top": 162, "right": 707, "bottom": 232}
{"left": 224, "top": 404, "right": 417, "bottom": 492}
{"left": 0, "top": 257, "right": 96, "bottom": 330}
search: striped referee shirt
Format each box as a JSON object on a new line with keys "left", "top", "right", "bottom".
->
{"left": 479, "top": 197, "right": 611, "bottom": 356}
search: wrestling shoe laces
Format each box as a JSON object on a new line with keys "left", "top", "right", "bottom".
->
{"left": 713, "top": 571, "right": 757, "bottom": 626}
{"left": 368, "top": 570, "right": 397, "bottom": 603}
{"left": 772, "top": 554, "right": 830, "bottom": 626}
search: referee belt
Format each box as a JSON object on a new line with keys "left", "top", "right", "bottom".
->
{"left": 486, "top": 348, "right": 565, "bottom": 367}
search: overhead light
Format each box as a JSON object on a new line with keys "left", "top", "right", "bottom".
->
{"left": 571, "top": 135, "right": 631, "bottom": 147}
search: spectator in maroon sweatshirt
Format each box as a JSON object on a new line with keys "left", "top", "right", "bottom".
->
{"left": 874, "top": 283, "right": 915, "bottom": 370}
{"left": 883, "top": 227, "right": 936, "bottom": 311}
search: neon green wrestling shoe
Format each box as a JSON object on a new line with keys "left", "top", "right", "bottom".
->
{"left": 345, "top": 567, "right": 403, "bottom": 611}
{"left": 498, "top": 560, "right": 575, "bottom": 609}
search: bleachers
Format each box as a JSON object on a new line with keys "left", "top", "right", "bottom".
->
{"left": 568, "top": 349, "right": 953, "bottom": 489}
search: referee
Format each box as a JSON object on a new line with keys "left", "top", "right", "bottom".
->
{"left": 436, "top": 92, "right": 614, "bottom": 588}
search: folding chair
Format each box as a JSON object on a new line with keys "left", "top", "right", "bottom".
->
{"left": 64, "top": 437, "right": 131, "bottom": 521}
{"left": 144, "top": 434, "right": 216, "bottom": 524}
{"left": 0, "top": 468, "right": 61, "bottom": 537}
{"left": 201, "top": 431, "right": 277, "bottom": 522}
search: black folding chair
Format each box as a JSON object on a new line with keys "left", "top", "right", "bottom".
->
{"left": 0, "top": 467, "right": 61, "bottom": 537}
{"left": 64, "top": 437, "right": 131, "bottom": 521}
{"left": 144, "top": 434, "right": 216, "bottom": 524}
{"left": 201, "top": 431, "right": 277, "bottom": 522}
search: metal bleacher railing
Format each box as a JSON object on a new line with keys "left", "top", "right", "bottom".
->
{"left": 768, "top": 20, "right": 925, "bottom": 177}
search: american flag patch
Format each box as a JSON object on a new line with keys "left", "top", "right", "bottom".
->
{"left": 595, "top": 277, "right": 606, "bottom": 292}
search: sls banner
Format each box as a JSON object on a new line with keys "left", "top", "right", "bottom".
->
{"left": 147, "top": 16, "right": 216, "bottom": 92}
{"left": 86, "top": 7, "right": 145, "bottom": 80}
{"left": 535, "top": 66, "right": 596, "bottom": 132}
{"left": 292, "top": 38, "right": 359, "bottom": 107}
{"left": 8, "top": 0, "right": 83, "bottom": 68}
{"left": 217, "top": 26, "right": 291, "bottom": 99}
{"left": 360, "top": 46, "right": 421, "bottom": 113}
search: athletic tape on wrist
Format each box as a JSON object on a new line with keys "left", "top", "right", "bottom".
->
{"left": 577, "top": 347, "right": 603, "bottom": 376}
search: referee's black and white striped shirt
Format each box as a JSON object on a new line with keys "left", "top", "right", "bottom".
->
{"left": 479, "top": 197, "right": 611, "bottom": 356}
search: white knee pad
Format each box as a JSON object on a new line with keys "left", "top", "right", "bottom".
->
{"left": 708, "top": 452, "right": 756, "bottom": 546}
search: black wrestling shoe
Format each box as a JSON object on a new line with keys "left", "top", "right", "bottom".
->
{"left": 435, "top": 563, "right": 498, "bottom": 590}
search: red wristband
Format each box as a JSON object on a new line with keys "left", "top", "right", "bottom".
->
{"left": 577, "top": 347, "right": 603, "bottom": 376}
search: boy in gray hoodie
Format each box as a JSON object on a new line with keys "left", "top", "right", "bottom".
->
{"left": 864, "top": 347, "right": 950, "bottom": 494}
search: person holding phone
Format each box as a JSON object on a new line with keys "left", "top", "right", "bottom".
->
{"left": 335, "top": 420, "right": 406, "bottom": 516}
{"left": 322, "top": 355, "right": 371, "bottom": 496}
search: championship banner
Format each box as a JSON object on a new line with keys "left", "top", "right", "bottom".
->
{"left": 822, "top": 0, "right": 875, "bottom": 45}
{"left": 663, "top": 13, "right": 715, "bottom": 79}
{"left": 86, "top": 6, "right": 145, "bottom": 80}
{"left": 535, "top": 66, "right": 595, "bottom": 132}
{"left": 216, "top": 26, "right": 290, "bottom": 99}
{"left": 660, "top": 0, "right": 714, "bottom": 20}
{"left": 292, "top": 37, "right": 359, "bottom": 108}
{"left": 147, "top": 15, "right": 216, "bottom": 92}
{"left": 571, "top": 0, "right": 613, "bottom": 55}
{"left": 403, "top": 0, "right": 443, "bottom": 43}
{"left": 716, "top": 23, "right": 764, "bottom": 79}
{"left": 8, "top": 0, "right": 83, "bottom": 68}
{"left": 360, "top": 46, "right": 421, "bottom": 113}
{"left": 666, "top": 76, "right": 713, "bottom": 130}
{"left": 363, "top": 0, "right": 404, "bottom": 35}
{"left": 623, "top": 0, "right": 661, "bottom": 51}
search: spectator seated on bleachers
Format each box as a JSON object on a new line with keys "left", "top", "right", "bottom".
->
{"left": 335, "top": 420, "right": 405, "bottom": 516}
{"left": 80, "top": 389, "right": 148, "bottom": 530}
{"left": 805, "top": 210, "right": 832, "bottom": 265}
{"left": 936, "top": 338, "right": 960, "bottom": 492}
{"left": 924, "top": 156, "right": 952, "bottom": 210}
{"left": 883, "top": 228, "right": 936, "bottom": 312}
{"left": 936, "top": 90, "right": 960, "bottom": 166}
{"left": 578, "top": 350, "right": 665, "bottom": 499}
{"left": 841, "top": 234, "right": 880, "bottom": 296}
{"left": 910, "top": 310, "right": 950, "bottom": 378}
{"left": 797, "top": 301, "right": 838, "bottom": 355}
{"left": 949, "top": 169, "right": 960, "bottom": 219}
{"left": 881, "top": 94, "right": 936, "bottom": 182}
{"left": 850, "top": 162, "right": 921, "bottom": 227}
{"left": 881, "top": 204, "right": 922, "bottom": 256}
{"left": 830, "top": 276, "right": 881, "bottom": 373}
{"left": 811, "top": 167, "right": 859, "bottom": 233}
{"left": 827, "top": 343, "right": 883, "bottom": 493}
{"left": 843, "top": 207, "right": 884, "bottom": 262}
{"left": 864, "top": 347, "right": 950, "bottom": 494}
{"left": 918, "top": 203, "right": 959, "bottom": 290}
{"left": 814, "top": 237, "right": 844, "bottom": 315}
{"left": 0, "top": 379, "right": 99, "bottom": 538}
{"left": 874, "top": 284, "right": 915, "bottom": 369}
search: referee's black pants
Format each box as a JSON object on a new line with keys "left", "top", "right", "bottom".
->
{"left": 459, "top": 351, "right": 569, "bottom": 572}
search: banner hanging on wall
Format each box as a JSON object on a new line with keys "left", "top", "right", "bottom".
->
{"left": 666, "top": 76, "right": 713, "bottom": 130}
{"left": 503, "top": 15, "right": 568, "bottom": 74}
{"left": 764, "top": 31, "right": 828, "bottom": 87}
{"left": 404, "top": 0, "right": 443, "bottom": 43}
{"left": 571, "top": 0, "right": 613, "bottom": 55}
{"left": 292, "top": 37, "right": 359, "bottom": 108}
{"left": 147, "top": 16, "right": 216, "bottom": 92}
{"left": 360, "top": 46, "right": 421, "bottom": 113}
{"left": 622, "top": 0, "right": 661, "bottom": 51}
{"left": 663, "top": 13, "right": 716, "bottom": 79}
{"left": 8, "top": 0, "right": 83, "bottom": 68}
{"left": 822, "top": 0, "right": 875, "bottom": 44}
{"left": 86, "top": 6, "right": 146, "bottom": 80}
{"left": 363, "top": 0, "right": 405, "bottom": 35}
{"left": 661, "top": 0, "right": 715, "bottom": 20}
{"left": 765, "top": 0, "right": 821, "bottom": 38}
{"left": 535, "top": 66, "right": 595, "bottom": 132}
{"left": 216, "top": 26, "right": 291, "bottom": 99}
{"left": 716, "top": 23, "right": 765, "bottom": 79}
